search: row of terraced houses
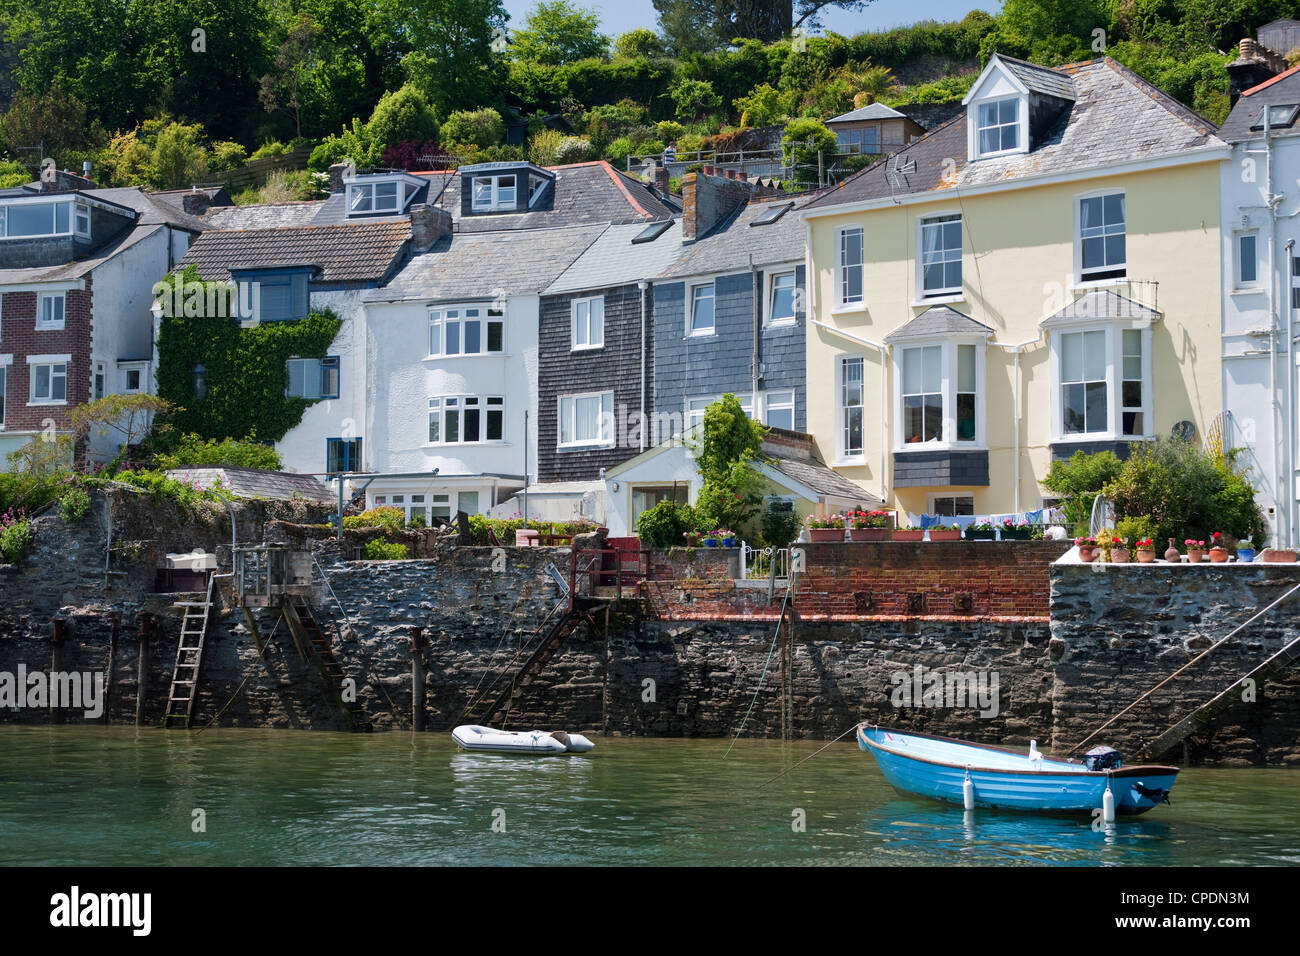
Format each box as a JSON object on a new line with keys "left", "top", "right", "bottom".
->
{"left": 9, "top": 41, "right": 1300, "bottom": 546}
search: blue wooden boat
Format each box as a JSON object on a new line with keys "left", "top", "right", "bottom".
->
{"left": 857, "top": 725, "right": 1178, "bottom": 816}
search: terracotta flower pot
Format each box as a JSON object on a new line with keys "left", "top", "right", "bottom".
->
{"left": 684, "top": 534, "right": 699, "bottom": 547}
{"left": 929, "top": 529, "right": 962, "bottom": 541}
{"left": 1263, "top": 548, "right": 1297, "bottom": 563}
{"left": 850, "top": 528, "right": 892, "bottom": 542}
{"left": 808, "top": 528, "right": 843, "bottom": 543}
{"left": 1136, "top": 549, "right": 1156, "bottom": 563}
{"left": 893, "top": 529, "right": 924, "bottom": 542}
{"left": 1209, "top": 547, "right": 1230, "bottom": 563}
{"left": 1078, "top": 546, "right": 1096, "bottom": 562}
{"left": 1186, "top": 549, "right": 1205, "bottom": 563}
{"left": 1110, "top": 547, "right": 1130, "bottom": 563}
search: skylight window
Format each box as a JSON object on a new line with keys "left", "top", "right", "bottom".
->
{"left": 750, "top": 202, "right": 794, "bottom": 226}
{"left": 1253, "top": 104, "right": 1300, "bottom": 130}
{"left": 632, "top": 219, "right": 671, "bottom": 244}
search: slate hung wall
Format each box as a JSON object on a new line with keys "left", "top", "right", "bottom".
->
{"left": 538, "top": 283, "right": 653, "bottom": 482}
{"left": 653, "top": 265, "right": 806, "bottom": 431}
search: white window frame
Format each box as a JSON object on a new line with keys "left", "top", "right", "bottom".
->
{"left": 37, "top": 293, "right": 66, "bottom": 331}
{"left": 892, "top": 339, "right": 986, "bottom": 452}
{"left": 1235, "top": 230, "right": 1260, "bottom": 289}
{"left": 688, "top": 281, "right": 715, "bottom": 336}
{"left": 0, "top": 197, "right": 79, "bottom": 239}
{"left": 27, "top": 354, "right": 70, "bottom": 405}
{"left": 972, "top": 95, "right": 1022, "bottom": 159}
{"left": 763, "top": 388, "right": 796, "bottom": 430}
{"left": 428, "top": 306, "right": 505, "bottom": 358}
{"left": 838, "top": 354, "right": 866, "bottom": 462}
{"left": 1075, "top": 189, "right": 1127, "bottom": 285}
{"left": 93, "top": 360, "right": 106, "bottom": 400}
{"left": 571, "top": 296, "right": 604, "bottom": 350}
{"left": 928, "top": 493, "right": 975, "bottom": 516}
{"left": 428, "top": 394, "right": 505, "bottom": 445}
{"left": 837, "top": 227, "right": 864, "bottom": 307}
{"left": 1048, "top": 322, "right": 1154, "bottom": 444}
{"left": 917, "top": 212, "right": 963, "bottom": 299}
{"left": 74, "top": 203, "right": 91, "bottom": 238}
{"left": 558, "top": 390, "right": 615, "bottom": 449}
{"left": 347, "top": 181, "right": 400, "bottom": 215}
{"left": 471, "top": 174, "right": 518, "bottom": 212}
{"left": 122, "top": 367, "right": 144, "bottom": 394}
{"left": 685, "top": 393, "right": 754, "bottom": 431}
{"left": 285, "top": 356, "right": 340, "bottom": 400}
{"left": 766, "top": 270, "right": 797, "bottom": 326}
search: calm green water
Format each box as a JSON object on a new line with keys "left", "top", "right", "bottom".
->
{"left": 1, "top": 726, "right": 1297, "bottom": 866}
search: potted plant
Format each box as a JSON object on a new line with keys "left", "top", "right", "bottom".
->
{"left": 1134, "top": 537, "right": 1156, "bottom": 563}
{"left": 929, "top": 523, "right": 963, "bottom": 542}
{"left": 965, "top": 521, "right": 996, "bottom": 541}
{"left": 717, "top": 529, "right": 737, "bottom": 548}
{"left": 1001, "top": 517, "right": 1032, "bottom": 540}
{"left": 894, "top": 524, "right": 925, "bottom": 542}
{"left": 1105, "top": 534, "right": 1129, "bottom": 563}
{"left": 806, "top": 513, "right": 845, "bottom": 543}
{"left": 1237, "top": 545, "right": 1257, "bottom": 562}
{"left": 1184, "top": 539, "right": 1205, "bottom": 563}
{"left": 683, "top": 531, "right": 700, "bottom": 548}
{"left": 1208, "top": 532, "right": 1231, "bottom": 563}
{"left": 1263, "top": 547, "right": 1298, "bottom": 563}
{"left": 1075, "top": 536, "right": 1098, "bottom": 562}
{"left": 703, "top": 532, "right": 720, "bottom": 548}
{"left": 849, "top": 509, "right": 894, "bottom": 542}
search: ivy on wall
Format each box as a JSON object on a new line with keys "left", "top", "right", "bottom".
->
{"left": 155, "top": 266, "right": 343, "bottom": 442}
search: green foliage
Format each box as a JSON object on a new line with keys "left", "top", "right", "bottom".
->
{"left": 0, "top": 511, "right": 34, "bottom": 564}
{"left": 528, "top": 127, "right": 567, "bottom": 166}
{"left": 309, "top": 117, "right": 380, "bottom": 171}
{"left": 209, "top": 140, "right": 249, "bottom": 171}
{"left": 111, "top": 469, "right": 222, "bottom": 510}
{"left": 1115, "top": 514, "right": 1157, "bottom": 547}
{"left": 58, "top": 485, "right": 92, "bottom": 524}
{"left": 250, "top": 140, "right": 291, "bottom": 159}
{"left": 149, "top": 121, "right": 209, "bottom": 189}
{"left": 464, "top": 515, "right": 597, "bottom": 544}
{"left": 0, "top": 159, "right": 28, "bottom": 188}
{"left": 654, "top": 120, "right": 687, "bottom": 142}
{"left": 692, "top": 395, "right": 766, "bottom": 535}
{"left": 553, "top": 135, "right": 595, "bottom": 163}
{"left": 152, "top": 433, "right": 282, "bottom": 471}
{"left": 345, "top": 506, "right": 407, "bottom": 531}
{"left": 733, "top": 83, "right": 793, "bottom": 126}
{"left": 154, "top": 269, "right": 343, "bottom": 443}
{"left": 441, "top": 107, "right": 505, "bottom": 149}
{"left": 761, "top": 499, "right": 800, "bottom": 548}
{"left": 510, "top": 1, "right": 610, "bottom": 66}
{"left": 781, "top": 117, "right": 836, "bottom": 180}
{"left": 0, "top": 84, "right": 92, "bottom": 160}
{"left": 1043, "top": 449, "right": 1125, "bottom": 536}
{"left": 636, "top": 499, "right": 699, "bottom": 547}
{"left": 366, "top": 84, "right": 441, "bottom": 152}
{"left": 613, "top": 28, "right": 665, "bottom": 60}
{"left": 362, "top": 539, "right": 410, "bottom": 560}
{"left": 670, "top": 77, "right": 721, "bottom": 121}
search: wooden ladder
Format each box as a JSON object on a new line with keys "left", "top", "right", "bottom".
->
{"left": 282, "top": 598, "right": 370, "bottom": 731}
{"left": 163, "top": 575, "right": 216, "bottom": 729}
{"left": 465, "top": 604, "right": 589, "bottom": 726}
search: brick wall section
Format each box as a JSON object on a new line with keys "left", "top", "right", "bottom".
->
{"left": 0, "top": 277, "right": 94, "bottom": 432}
{"left": 537, "top": 283, "right": 653, "bottom": 482}
{"left": 680, "top": 171, "right": 752, "bottom": 241}
{"left": 644, "top": 540, "right": 1069, "bottom": 621}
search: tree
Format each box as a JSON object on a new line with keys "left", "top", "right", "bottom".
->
{"left": 510, "top": 1, "right": 610, "bottom": 66}
{"left": 260, "top": 12, "right": 324, "bottom": 140}
{"left": 781, "top": 116, "right": 835, "bottom": 183}
{"left": 653, "top": 0, "right": 875, "bottom": 50}
{"left": 69, "top": 394, "right": 174, "bottom": 468}
{"left": 366, "top": 84, "right": 440, "bottom": 153}
{"left": 612, "top": 28, "right": 665, "bottom": 59}
{"left": 441, "top": 108, "right": 505, "bottom": 149}
{"left": 669, "top": 77, "right": 721, "bottom": 121}
{"left": 692, "top": 394, "right": 767, "bottom": 534}
{"left": 149, "top": 122, "right": 208, "bottom": 189}
{"left": 0, "top": 85, "right": 90, "bottom": 164}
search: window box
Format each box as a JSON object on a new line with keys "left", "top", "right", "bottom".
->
{"left": 849, "top": 528, "right": 892, "bottom": 542}
{"left": 894, "top": 529, "right": 925, "bottom": 542}
{"left": 808, "top": 528, "right": 844, "bottom": 543}
{"left": 964, "top": 527, "right": 996, "bottom": 541}
{"left": 929, "top": 528, "right": 962, "bottom": 542}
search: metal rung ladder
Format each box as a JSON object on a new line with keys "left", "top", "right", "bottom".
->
{"left": 163, "top": 575, "right": 216, "bottom": 729}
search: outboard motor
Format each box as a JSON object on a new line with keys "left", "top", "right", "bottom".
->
{"left": 1083, "top": 745, "right": 1123, "bottom": 771}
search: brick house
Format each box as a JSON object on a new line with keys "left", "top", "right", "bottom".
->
{"left": 0, "top": 171, "right": 209, "bottom": 466}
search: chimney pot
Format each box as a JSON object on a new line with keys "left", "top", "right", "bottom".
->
{"left": 328, "top": 163, "right": 349, "bottom": 194}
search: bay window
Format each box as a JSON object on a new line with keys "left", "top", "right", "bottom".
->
{"left": 1050, "top": 323, "right": 1153, "bottom": 442}
{"left": 893, "top": 341, "right": 983, "bottom": 449}
{"left": 559, "top": 391, "right": 615, "bottom": 448}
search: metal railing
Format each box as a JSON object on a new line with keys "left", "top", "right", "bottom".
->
{"left": 569, "top": 546, "right": 650, "bottom": 607}
{"left": 740, "top": 541, "right": 791, "bottom": 581}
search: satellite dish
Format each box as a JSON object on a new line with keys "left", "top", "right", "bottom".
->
{"left": 1171, "top": 420, "right": 1197, "bottom": 443}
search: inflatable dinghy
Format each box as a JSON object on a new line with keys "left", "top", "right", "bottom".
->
{"left": 451, "top": 725, "right": 595, "bottom": 754}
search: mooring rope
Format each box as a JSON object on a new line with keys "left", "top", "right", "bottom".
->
{"left": 756, "top": 723, "right": 862, "bottom": 789}
{"left": 724, "top": 572, "right": 796, "bottom": 757}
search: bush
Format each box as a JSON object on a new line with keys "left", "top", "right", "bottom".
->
{"left": 342, "top": 506, "right": 406, "bottom": 532}
{"left": 762, "top": 499, "right": 800, "bottom": 547}
{"left": 152, "top": 433, "right": 282, "bottom": 471}
{"left": 670, "top": 78, "right": 721, "bottom": 121}
{"left": 362, "top": 539, "right": 409, "bottom": 560}
{"left": 250, "top": 140, "right": 290, "bottom": 159}
{"left": 1043, "top": 449, "right": 1125, "bottom": 536}
{"left": 553, "top": 135, "right": 595, "bottom": 164}
{"left": 111, "top": 469, "right": 219, "bottom": 510}
{"left": 0, "top": 510, "right": 34, "bottom": 564}
{"left": 366, "top": 84, "right": 441, "bottom": 153}
{"left": 781, "top": 117, "right": 837, "bottom": 181}
{"left": 1115, "top": 515, "right": 1157, "bottom": 547}
{"left": 58, "top": 486, "right": 92, "bottom": 524}
{"left": 208, "top": 141, "right": 248, "bottom": 171}
{"left": 636, "top": 499, "right": 698, "bottom": 548}
{"left": 529, "top": 127, "right": 567, "bottom": 166}
{"left": 613, "top": 28, "right": 664, "bottom": 60}
{"left": 441, "top": 108, "right": 505, "bottom": 150}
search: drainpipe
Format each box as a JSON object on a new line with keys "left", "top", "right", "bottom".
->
{"left": 810, "top": 318, "right": 888, "bottom": 503}
{"left": 1288, "top": 238, "right": 1296, "bottom": 548}
{"left": 751, "top": 254, "right": 761, "bottom": 419}
{"left": 638, "top": 281, "right": 649, "bottom": 452}
{"left": 990, "top": 338, "right": 1040, "bottom": 515}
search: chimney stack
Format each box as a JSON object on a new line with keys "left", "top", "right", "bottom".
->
{"left": 410, "top": 203, "right": 453, "bottom": 254}
{"left": 653, "top": 164, "right": 670, "bottom": 195}
{"left": 680, "top": 168, "right": 756, "bottom": 242}
{"left": 328, "top": 163, "right": 349, "bottom": 194}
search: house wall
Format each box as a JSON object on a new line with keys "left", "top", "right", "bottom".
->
{"left": 653, "top": 264, "right": 806, "bottom": 432}
{"left": 1219, "top": 134, "right": 1300, "bottom": 547}
{"left": 805, "top": 160, "right": 1225, "bottom": 517}
{"left": 537, "top": 282, "right": 652, "bottom": 483}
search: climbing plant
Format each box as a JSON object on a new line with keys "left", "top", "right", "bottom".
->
{"left": 154, "top": 266, "right": 342, "bottom": 442}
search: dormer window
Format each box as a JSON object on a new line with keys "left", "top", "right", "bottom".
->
{"left": 0, "top": 197, "right": 84, "bottom": 238}
{"left": 976, "top": 98, "right": 1020, "bottom": 156}
{"left": 349, "top": 181, "right": 399, "bottom": 214}
{"left": 472, "top": 174, "right": 517, "bottom": 212}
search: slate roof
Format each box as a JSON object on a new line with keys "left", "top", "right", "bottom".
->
{"left": 658, "top": 192, "right": 817, "bottom": 279}
{"left": 544, "top": 220, "right": 683, "bottom": 295}
{"left": 205, "top": 201, "right": 325, "bottom": 230}
{"left": 86, "top": 186, "right": 211, "bottom": 232}
{"left": 427, "top": 161, "right": 678, "bottom": 233}
{"left": 364, "top": 223, "right": 607, "bottom": 303}
{"left": 827, "top": 103, "right": 907, "bottom": 124}
{"left": 165, "top": 467, "right": 334, "bottom": 503}
{"left": 1219, "top": 64, "right": 1300, "bottom": 142}
{"left": 770, "top": 456, "right": 883, "bottom": 504}
{"left": 884, "top": 306, "right": 995, "bottom": 343}
{"left": 806, "top": 57, "right": 1224, "bottom": 211}
{"left": 996, "top": 54, "right": 1078, "bottom": 101}
{"left": 1040, "top": 289, "right": 1161, "bottom": 328}
{"left": 178, "top": 221, "right": 412, "bottom": 284}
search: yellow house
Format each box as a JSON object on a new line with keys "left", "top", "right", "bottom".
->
{"left": 801, "top": 55, "right": 1230, "bottom": 521}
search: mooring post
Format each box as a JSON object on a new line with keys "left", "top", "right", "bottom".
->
{"left": 410, "top": 626, "right": 427, "bottom": 732}
{"left": 136, "top": 613, "right": 154, "bottom": 727}
{"left": 50, "top": 618, "right": 69, "bottom": 725}
{"left": 105, "top": 610, "right": 121, "bottom": 718}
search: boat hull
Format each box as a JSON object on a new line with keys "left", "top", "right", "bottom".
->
{"left": 450, "top": 725, "right": 596, "bottom": 754}
{"left": 858, "top": 726, "right": 1177, "bottom": 816}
